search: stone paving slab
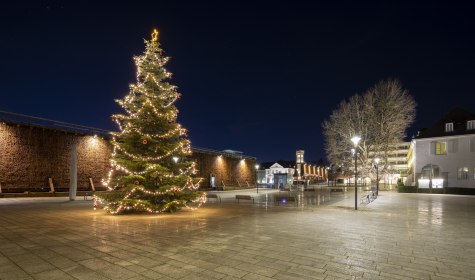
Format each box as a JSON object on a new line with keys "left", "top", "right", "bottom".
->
{"left": 0, "top": 191, "right": 475, "bottom": 279}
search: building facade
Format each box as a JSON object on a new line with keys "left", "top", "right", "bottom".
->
{"left": 257, "top": 151, "right": 327, "bottom": 188}
{"left": 262, "top": 163, "right": 295, "bottom": 187}
{"left": 407, "top": 108, "right": 475, "bottom": 188}
{"left": 380, "top": 142, "right": 410, "bottom": 185}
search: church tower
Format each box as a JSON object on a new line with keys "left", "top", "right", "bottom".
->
{"left": 296, "top": 150, "right": 304, "bottom": 179}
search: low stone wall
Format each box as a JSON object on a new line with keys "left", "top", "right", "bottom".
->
{"left": 0, "top": 121, "right": 256, "bottom": 192}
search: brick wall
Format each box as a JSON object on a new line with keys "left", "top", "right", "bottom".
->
{"left": 0, "top": 123, "right": 111, "bottom": 191}
{"left": 193, "top": 153, "right": 256, "bottom": 187}
{"left": 0, "top": 122, "right": 256, "bottom": 191}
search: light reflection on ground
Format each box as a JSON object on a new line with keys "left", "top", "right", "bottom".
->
{"left": 0, "top": 191, "right": 474, "bottom": 279}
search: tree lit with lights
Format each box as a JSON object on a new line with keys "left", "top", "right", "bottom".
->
{"left": 95, "top": 29, "right": 205, "bottom": 214}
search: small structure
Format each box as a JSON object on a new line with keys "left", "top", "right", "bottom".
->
{"left": 266, "top": 163, "right": 294, "bottom": 188}
{"left": 257, "top": 151, "right": 329, "bottom": 188}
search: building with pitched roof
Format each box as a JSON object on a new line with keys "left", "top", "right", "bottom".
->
{"left": 407, "top": 107, "right": 475, "bottom": 188}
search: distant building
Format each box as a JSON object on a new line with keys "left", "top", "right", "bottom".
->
{"left": 266, "top": 163, "right": 295, "bottom": 187}
{"left": 385, "top": 142, "right": 410, "bottom": 184}
{"left": 369, "top": 142, "right": 410, "bottom": 185}
{"left": 294, "top": 150, "right": 327, "bottom": 183}
{"left": 407, "top": 107, "right": 475, "bottom": 189}
{"left": 335, "top": 143, "right": 410, "bottom": 186}
{"left": 257, "top": 161, "right": 294, "bottom": 188}
{"left": 257, "top": 150, "right": 327, "bottom": 188}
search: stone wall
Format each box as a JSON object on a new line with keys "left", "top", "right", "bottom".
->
{"left": 193, "top": 152, "right": 256, "bottom": 187}
{"left": 0, "top": 121, "right": 256, "bottom": 191}
{"left": 0, "top": 122, "right": 111, "bottom": 191}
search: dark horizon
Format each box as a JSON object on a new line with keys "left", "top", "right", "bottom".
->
{"left": 1, "top": 1, "right": 474, "bottom": 163}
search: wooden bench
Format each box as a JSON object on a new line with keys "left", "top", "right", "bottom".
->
{"left": 235, "top": 195, "right": 254, "bottom": 204}
{"left": 274, "top": 196, "right": 296, "bottom": 205}
{"left": 206, "top": 193, "right": 221, "bottom": 203}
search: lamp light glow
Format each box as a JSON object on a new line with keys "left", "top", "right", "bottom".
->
{"left": 351, "top": 136, "right": 361, "bottom": 147}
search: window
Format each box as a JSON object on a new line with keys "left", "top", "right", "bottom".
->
{"left": 422, "top": 164, "right": 439, "bottom": 178}
{"left": 458, "top": 167, "right": 468, "bottom": 180}
{"left": 448, "top": 139, "right": 458, "bottom": 153}
{"left": 445, "top": 122, "right": 454, "bottom": 132}
{"left": 468, "top": 120, "right": 475, "bottom": 130}
{"left": 435, "top": 142, "right": 447, "bottom": 155}
{"left": 474, "top": 168, "right": 475, "bottom": 180}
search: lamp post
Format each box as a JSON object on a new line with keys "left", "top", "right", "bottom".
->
{"left": 374, "top": 157, "right": 380, "bottom": 196}
{"left": 255, "top": 164, "right": 260, "bottom": 193}
{"left": 326, "top": 166, "right": 330, "bottom": 187}
{"left": 351, "top": 136, "right": 361, "bottom": 210}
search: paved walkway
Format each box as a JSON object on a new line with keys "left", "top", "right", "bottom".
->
{"left": 0, "top": 191, "right": 474, "bottom": 279}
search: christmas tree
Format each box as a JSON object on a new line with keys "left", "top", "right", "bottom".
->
{"left": 95, "top": 29, "right": 205, "bottom": 214}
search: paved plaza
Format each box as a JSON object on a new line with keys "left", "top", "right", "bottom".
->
{"left": 0, "top": 190, "right": 474, "bottom": 280}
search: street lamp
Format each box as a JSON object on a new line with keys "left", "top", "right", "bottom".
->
{"left": 255, "top": 164, "right": 260, "bottom": 193}
{"left": 326, "top": 166, "right": 330, "bottom": 187}
{"left": 351, "top": 136, "right": 361, "bottom": 210}
{"left": 374, "top": 157, "right": 380, "bottom": 196}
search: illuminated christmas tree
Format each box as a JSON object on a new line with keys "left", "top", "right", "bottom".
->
{"left": 95, "top": 29, "right": 205, "bottom": 214}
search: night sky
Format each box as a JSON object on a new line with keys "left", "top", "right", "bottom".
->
{"left": 1, "top": 1, "right": 474, "bottom": 163}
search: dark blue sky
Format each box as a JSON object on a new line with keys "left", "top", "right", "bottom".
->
{"left": 1, "top": 1, "right": 474, "bottom": 162}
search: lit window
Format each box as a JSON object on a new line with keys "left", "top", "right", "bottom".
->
{"left": 435, "top": 142, "right": 447, "bottom": 155}
{"left": 458, "top": 167, "right": 468, "bottom": 180}
{"left": 468, "top": 120, "right": 475, "bottom": 130}
{"left": 445, "top": 122, "right": 454, "bottom": 132}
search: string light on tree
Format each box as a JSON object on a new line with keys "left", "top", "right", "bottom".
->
{"left": 96, "top": 29, "right": 205, "bottom": 214}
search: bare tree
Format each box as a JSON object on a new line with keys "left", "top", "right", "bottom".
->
{"left": 322, "top": 79, "right": 416, "bottom": 182}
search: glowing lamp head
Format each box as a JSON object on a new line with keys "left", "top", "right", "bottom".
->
{"left": 172, "top": 156, "right": 179, "bottom": 163}
{"left": 374, "top": 157, "right": 380, "bottom": 164}
{"left": 351, "top": 136, "right": 361, "bottom": 147}
{"left": 91, "top": 134, "right": 98, "bottom": 145}
{"left": 255, "top": 164, "right": 260, "bottom": 170}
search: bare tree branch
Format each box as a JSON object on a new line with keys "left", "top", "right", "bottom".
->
{"left": 322, "top": 79, "right": 416, "bottom": 181}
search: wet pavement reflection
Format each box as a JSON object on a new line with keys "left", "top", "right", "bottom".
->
{"left": 0, "top": 191, "right": 474, "bottom": 279}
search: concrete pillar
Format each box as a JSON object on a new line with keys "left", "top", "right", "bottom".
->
{"left": 69, "top": 142, "right": 78, "bottom": 201}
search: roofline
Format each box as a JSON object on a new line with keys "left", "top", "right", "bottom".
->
{"left": 413, "top": 133, "right": 475, "bottom": 141}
